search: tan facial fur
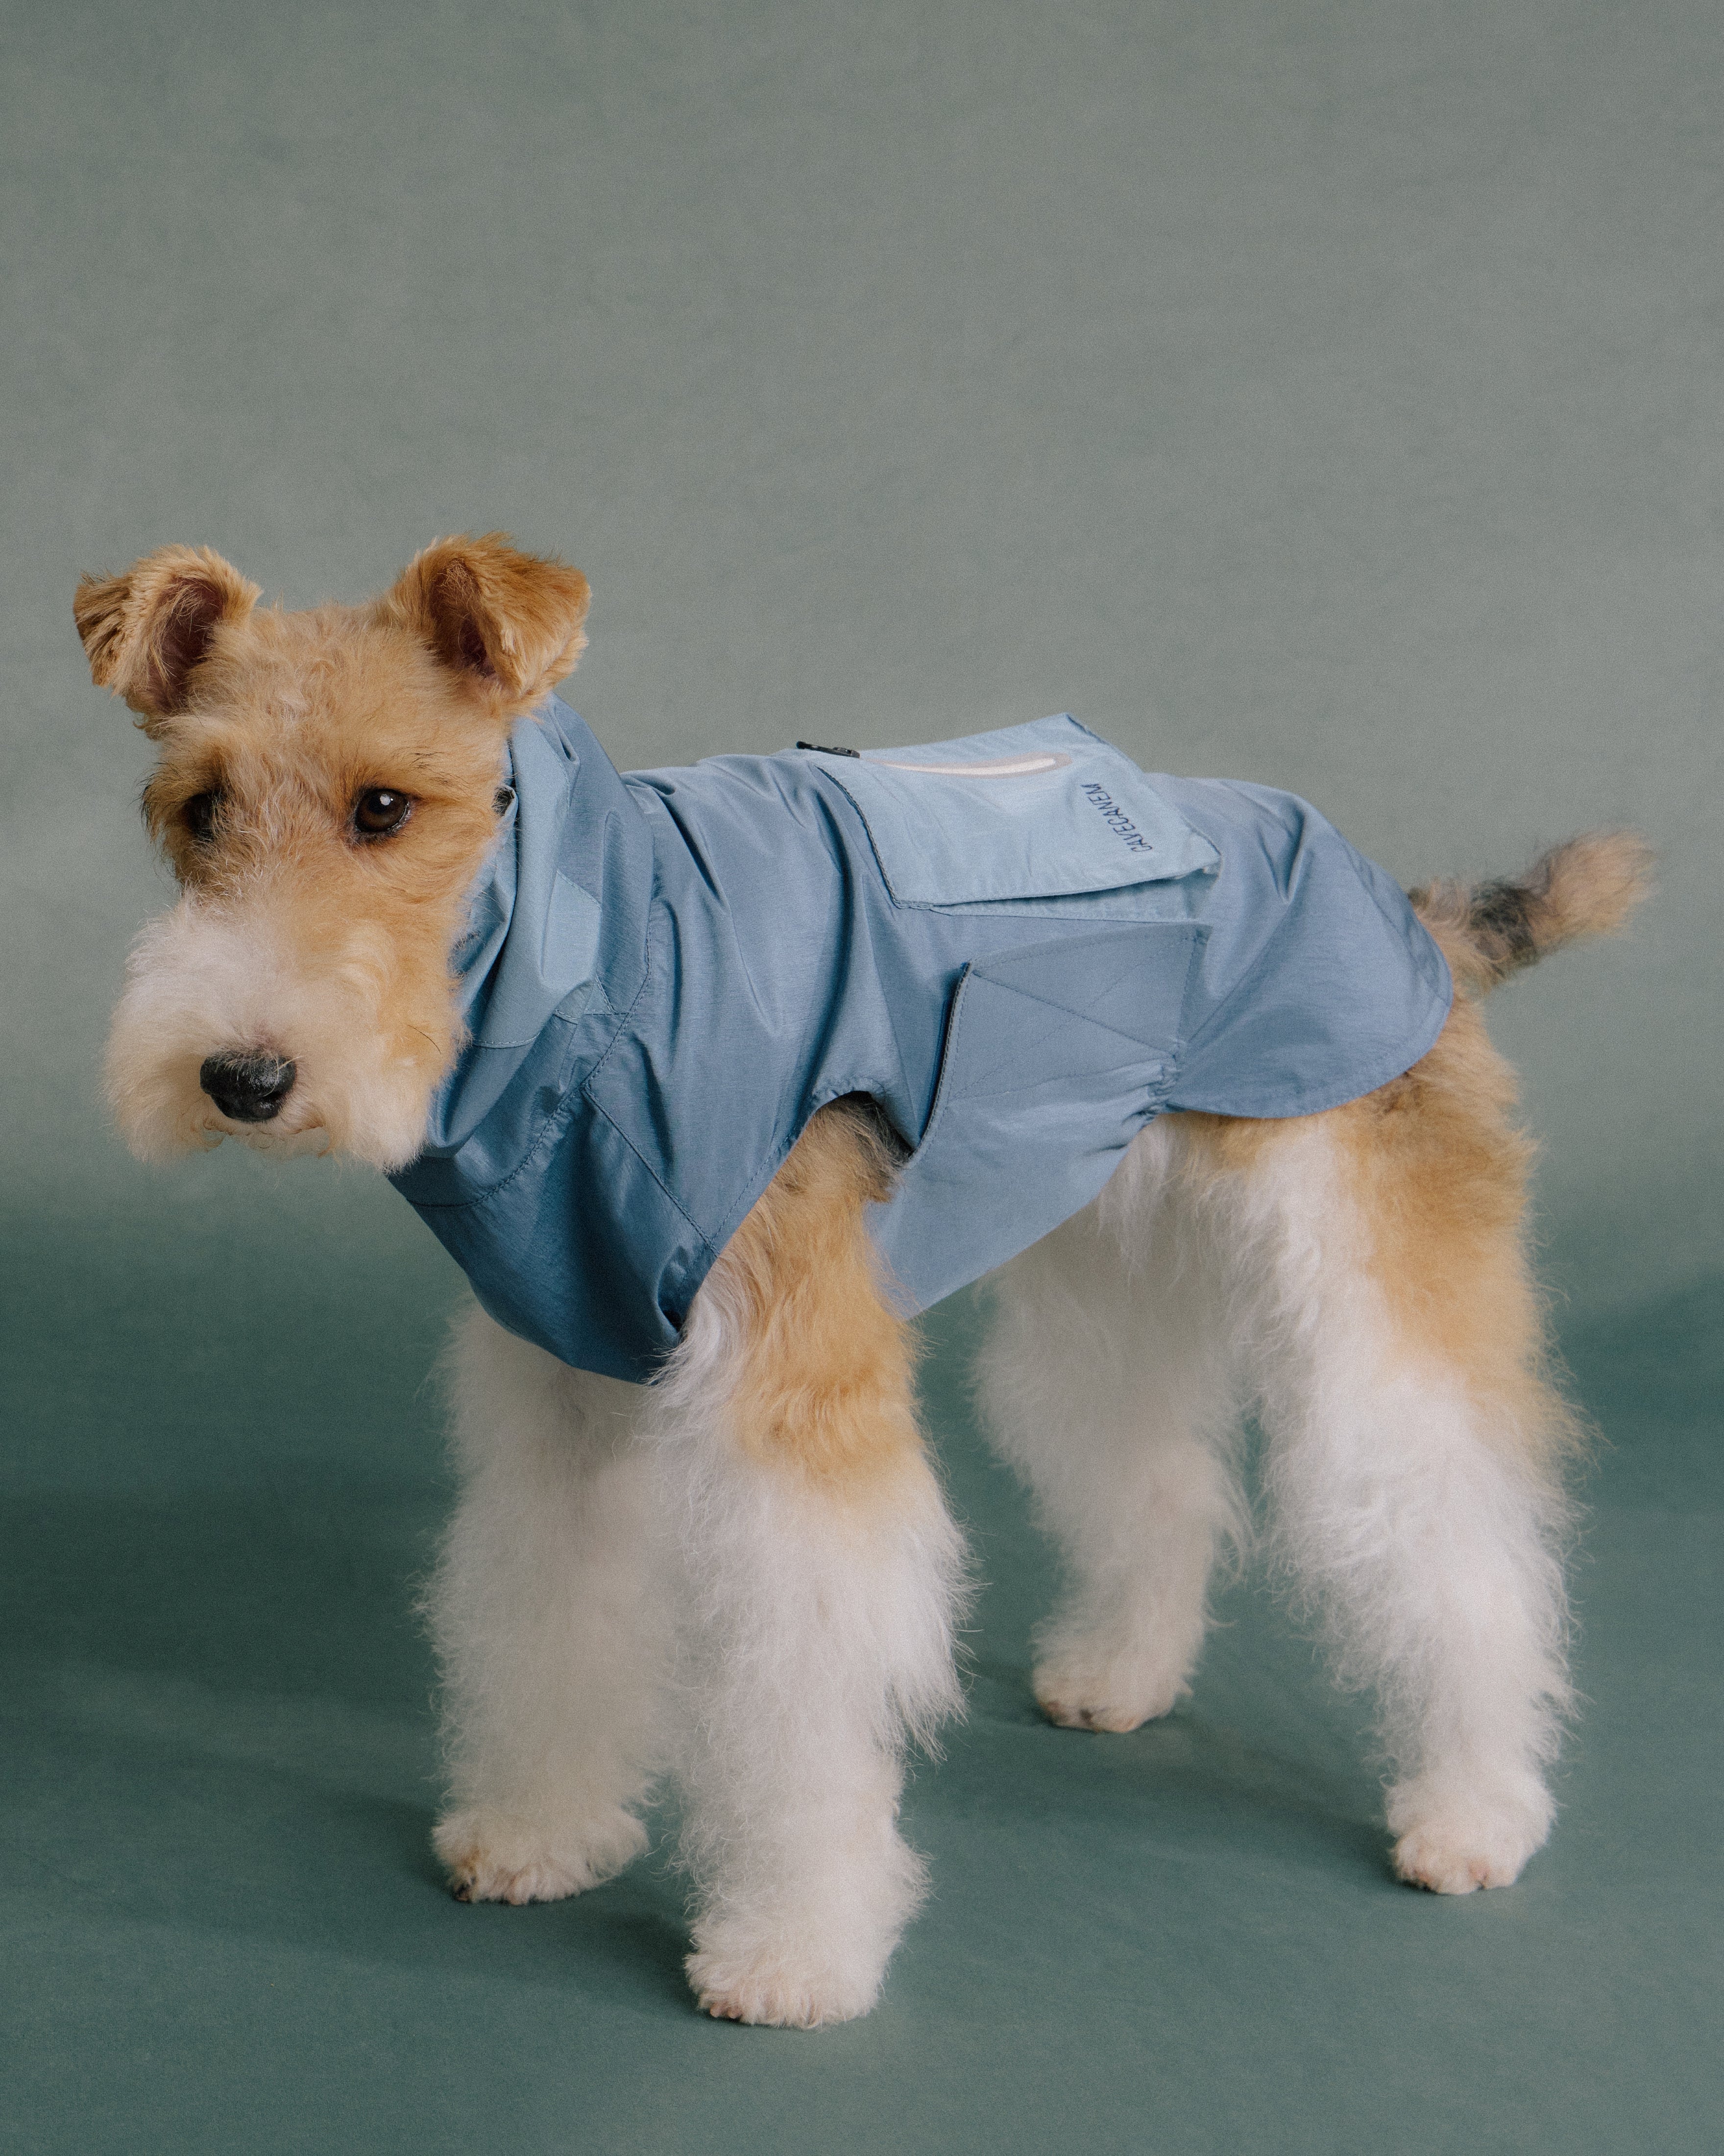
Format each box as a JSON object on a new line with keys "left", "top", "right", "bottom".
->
{"left": 80, "top": 535, "right": 590, "bottom": 1168}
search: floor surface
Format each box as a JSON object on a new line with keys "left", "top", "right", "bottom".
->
{"left": 3, "top": 1184, "right": 1719, "bottom": 2155}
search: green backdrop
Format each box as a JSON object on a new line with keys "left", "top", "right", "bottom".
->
{"left": 3, "top": 4, "right": 1720, "bottom": 2150}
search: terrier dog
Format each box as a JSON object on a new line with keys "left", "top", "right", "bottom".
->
{"left": 80, "top": 535, "right": 1649, "bottom": 2028}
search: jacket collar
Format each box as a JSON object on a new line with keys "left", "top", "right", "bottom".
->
{"left": 423, "top": 696, "right": 652, "bottom": 1155}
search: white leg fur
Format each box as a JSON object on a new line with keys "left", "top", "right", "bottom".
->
{"left": 1221, "top": 1123, "right": 1571, "bottom": 1892}
{"left": 427, "top": 1302, "right": 671, "bottom": 1904}
{"left": 979, "top": 1124, "right": 1246, "bottom": 1733}
{"left": 650, "top": 1285, "right": 967, "bottom": 2028}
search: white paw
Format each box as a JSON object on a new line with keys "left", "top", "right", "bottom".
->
{"left": 1388, "top": 1785, "right": 1553, "bottom": 1895}
{"left": 434, "top": 1803, "right": 648, "bottom": 1906}
{"left": 1033, "top": 1642, "right": 1190, "bottom": 1734}
{"left": 686, "top": 1943, "right": 883, "bottom": 2029}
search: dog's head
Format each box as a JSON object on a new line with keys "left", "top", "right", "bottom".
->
{"left": 80, "top": 535, "right": 590, "bottom": 1168}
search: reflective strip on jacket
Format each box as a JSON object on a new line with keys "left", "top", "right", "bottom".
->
{"left": 389, "top": 700, "right": 1452, "bottom": 1383}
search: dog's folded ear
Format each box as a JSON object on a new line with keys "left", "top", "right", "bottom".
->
{"left": 74, "top": 546, "right": 261, "bottom": 735}
{"left": 380, "top": 535, "right": 590, "bottom": 715}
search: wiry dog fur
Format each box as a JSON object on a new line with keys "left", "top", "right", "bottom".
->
{"left": 81, "top": 536, "right": 1650, "bottom": 2026}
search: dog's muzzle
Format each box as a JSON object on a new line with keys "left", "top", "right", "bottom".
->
{"left": 199, "top": 1050, "right": 297, "bottom": 1124}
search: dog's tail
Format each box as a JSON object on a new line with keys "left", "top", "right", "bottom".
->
{"left": 1409, "top": 832, "right": 1653, "bottom": 995}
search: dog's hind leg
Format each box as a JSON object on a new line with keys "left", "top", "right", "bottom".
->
{"left": 654, "top": 1102, "right": 967, "bottom": 2027}
{"left": 978, "top": 1119, "right": 1246, "bottom": 1733}
{"left": 1195, "top": 1009, "right": 1578, "bottom": 1893}
{"left": 427, "top": 1302, "right": 672, "bottom": 1904}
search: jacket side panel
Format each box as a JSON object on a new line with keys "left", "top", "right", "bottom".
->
{"left": 599, "top": 765, "right": 923, "bottom": 1250}
{"left": 869, "top": 923, "right": 1206, "bottom": 1311}
{"left": 1152, "top": 777, "right": 1453, "bottom": 1119}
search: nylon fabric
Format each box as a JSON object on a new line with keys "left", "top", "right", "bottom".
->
{"left": 389, "top": 700, "right": 1451, "bottom": 1381}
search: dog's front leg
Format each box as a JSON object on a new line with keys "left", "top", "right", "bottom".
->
{"left": 428, "top": 1302, "right": 672, "bottom": 1905}
{"left": 653, "top": 1105, "right": 967, "bottom": 2028}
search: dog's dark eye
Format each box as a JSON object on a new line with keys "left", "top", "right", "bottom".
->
{"left": 183, "top": 791, "right": 221, "bottom": 844}
{"left": 354, "top": 787, "right": 413, "bottom": 839}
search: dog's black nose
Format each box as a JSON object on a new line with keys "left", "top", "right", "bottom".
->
{"left": 199, "top": 1051, "right": 297, "bottom": 1124}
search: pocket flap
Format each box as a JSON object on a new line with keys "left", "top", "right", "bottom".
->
{"left": 946, "top": 927, "right": 1206, "bottom": 1098}
{"left": 807, "top": 715, "right": 1218, "bottom": 907}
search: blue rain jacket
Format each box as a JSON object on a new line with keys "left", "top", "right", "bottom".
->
{"left": 390, "top": 699, "right": 1451, "bottom": 1383}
